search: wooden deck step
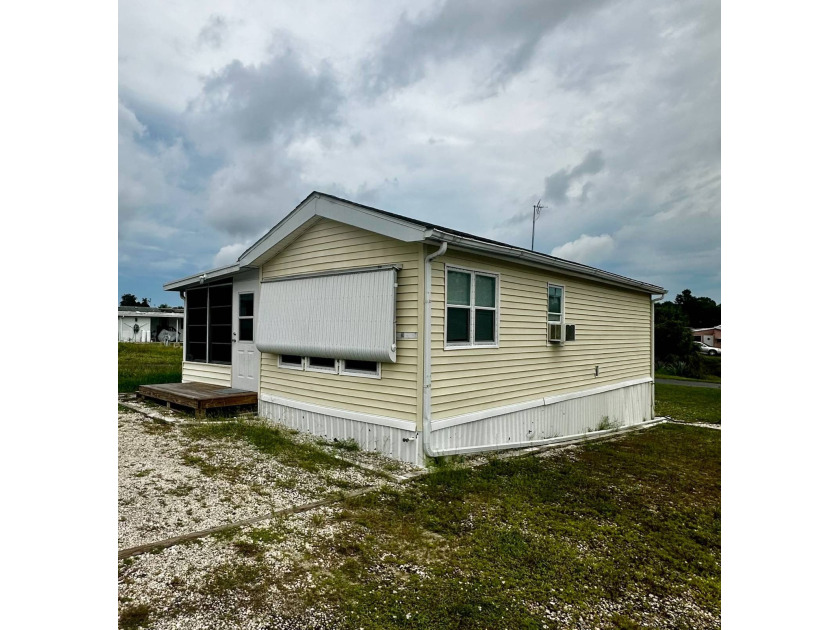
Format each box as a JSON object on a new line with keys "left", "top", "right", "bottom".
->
{"left": 137, "top": 382, "right": 257, "bottom": 418}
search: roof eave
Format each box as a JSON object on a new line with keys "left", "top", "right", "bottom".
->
{"left": 163, "top": 263, "right": 242, "bottom": 292}
{"left": 425, "top": 229, "right": 665, "bottom": 295}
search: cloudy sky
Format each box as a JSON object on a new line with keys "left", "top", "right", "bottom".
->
{"left": 118, "top": 0, "right": 720, "bottom": 306}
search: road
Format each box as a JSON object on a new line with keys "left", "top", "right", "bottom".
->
{"left": 655, "top": 378, "right": 721, "bottom": 389}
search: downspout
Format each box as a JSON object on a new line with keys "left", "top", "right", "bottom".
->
{"left": 651, "top": 292, "right": 667, "bottom": 419}
{"left": 422, "top": 241, "right": 448, "bottom": 460}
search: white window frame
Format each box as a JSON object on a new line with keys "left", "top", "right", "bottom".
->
{"left": 237, "top": 291, "right": 255, "bottom": 342}
{"left": 444, "top": 265, "right": 500, "bottom": 349}
{"left": 339, "top": 359, "right": 382, "bottom": 379}
{"left": 305, "top": 356, "right": 338, "bottom": 374}
{"left": 547, "top": 283, "right": 566, "bottom": 344}
{"left": 277, "top": 354, "right": 304, "bottom": 370}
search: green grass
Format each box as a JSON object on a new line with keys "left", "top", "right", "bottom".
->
{"left": 655, "top": 383, "right": 721, "bottom": 424}
{"left": 118, "top": 342, "right": 182, "bottom": 392}
{"left": 118, "top": 603, "right": 151, "bottom": 629}
{"left": 183, "top": 420, "right": 355, "bottom": 473}
{"left": 131, "top": 426, "right": 720, "bottom": 629}
{"left": 654, "top": 371, "right": 721, "bottom": 383}
{"left": 303, "top": 424, "right": 720, "bottom": 629}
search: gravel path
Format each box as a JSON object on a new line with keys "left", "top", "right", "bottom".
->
{"left": 118, "top": 408, "right": 402, "bottom": 550}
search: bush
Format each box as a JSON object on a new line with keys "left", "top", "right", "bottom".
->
{"left": 655, "top": 354, "right": 708, "bottom": 379}
{"left": 699, "top": 354, "right": 721, "bottom": 377}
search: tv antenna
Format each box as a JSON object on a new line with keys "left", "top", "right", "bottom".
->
{"left": 531, "top": 199, "right": 545, "bottom": 251}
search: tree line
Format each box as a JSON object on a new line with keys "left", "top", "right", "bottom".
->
{"left": 655, "top": 289, "right": 720, "bottom": 377}
{"left": 120, "top": 294, "right": 173, "bottom": 309}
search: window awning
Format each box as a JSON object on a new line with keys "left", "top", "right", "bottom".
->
{"left": 256, "top": 266, "right": 399, "bottom": 363}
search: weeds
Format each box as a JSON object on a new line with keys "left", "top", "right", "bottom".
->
{"left": 184, "top": 420, "right": 351, "bottom": 472}
{"left": 306, "top": 424, "right": 720, "bottom": 629}
{"left": 118, "top": 603, "right": 151, "bottom": 629}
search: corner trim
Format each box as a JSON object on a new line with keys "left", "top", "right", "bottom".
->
{"left": 260, "top": 393, "right": 417, "bottom": 432}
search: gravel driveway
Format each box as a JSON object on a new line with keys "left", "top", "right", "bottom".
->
{"left": 118, "top": 403, "right": 420, "bottom": 628}
{"left": 118, "top": 405, "right": 411, "bottom": 550}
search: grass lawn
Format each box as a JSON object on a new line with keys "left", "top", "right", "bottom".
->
{"left": 301, "top": 423, "right": 721, "bottom": 628}
{"left": 655, "top": 371, "right": 721, "bottom": 384}
{"left": 135, "top": 425, "right": 719, "bottom": 629}
{"left": 655, "top": 383, "right": 721, "bottom": 424}
{"left": 118, "top": 342, "right": 182, "bottom": 392}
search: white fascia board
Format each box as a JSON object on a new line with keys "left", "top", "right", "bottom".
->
{"left": 425, "top": 230, "right": 665, "bottom": 295}
{"left": 163, "top": 264, "right": 242, "bottom": 291}
{"left": 313, "top": 195, "right": 428, "bottom": 242}
{"left": 238, "top": 193, "right": 428, "bottom": 268}
{"left": 238, "top": 195, "right": 321, "bottom": 267}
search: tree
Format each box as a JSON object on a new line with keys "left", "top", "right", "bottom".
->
{"left": 120, "top": 293, "right": 139, "bottom": 307}
{"left": 654, "top": 303, "right": 694, "bottom": 360}
{"left": 158, "top": 303, "right": 170, "bottom": 309}
{"left": 140, "top": 297, "right": 151, "bottom": 307}
{"left": 673, "top": 289, "right": 720, "bottom": 328}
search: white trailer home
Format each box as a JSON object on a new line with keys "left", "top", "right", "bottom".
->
{"left": 164, "top": 192, "right": 665, "bottom": 466}
{"left": 118, "top": 306, "right": 184, "bottom": 343}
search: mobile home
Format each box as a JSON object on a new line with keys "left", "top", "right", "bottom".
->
{"left": 164, "top": 192, "right": 665, "bottom": 466}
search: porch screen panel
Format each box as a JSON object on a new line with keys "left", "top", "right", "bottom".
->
{"left": 185, "top": 289, "right": 207, "bottom": 361}
{"left": 208, "top": 285, "right": 232, "bottom": 364}
{"left": 256, "top": 268, "right": 398, "bottom": 363}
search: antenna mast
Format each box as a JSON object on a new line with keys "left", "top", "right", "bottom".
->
{"left": 531, "top": 199, "right": 544, "bottom": 251}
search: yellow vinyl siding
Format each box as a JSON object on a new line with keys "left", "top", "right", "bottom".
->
{"left": 430, "top": 250, "right": 652, "bottom": 419}
{"left": 260, "top": 218, "right": 421, "bottom": 422}
{"left": 182, "top": 361, "right": 232, "bottom": 387}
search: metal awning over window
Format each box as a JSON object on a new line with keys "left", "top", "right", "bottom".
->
{"left": 256, "top": 266, "right": 399, "bottom": 363}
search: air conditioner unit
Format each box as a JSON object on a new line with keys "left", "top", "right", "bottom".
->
{"left": 548, "top": 322, "right": 564, "bottom": 343}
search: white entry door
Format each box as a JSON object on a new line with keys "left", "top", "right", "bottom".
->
{"left": 232, "top": 272, "right": 260, "bottom": 391}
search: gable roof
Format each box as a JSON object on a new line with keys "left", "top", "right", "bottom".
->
{"left": 166, "top": 191, "right": 665, "bottom": 295}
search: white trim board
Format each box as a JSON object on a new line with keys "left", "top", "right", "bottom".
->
{"left": 259, "top": 393, "right": 417, "bottom": 432}
{"left": 431, "top": 377, "right": 654, "bottom": 431}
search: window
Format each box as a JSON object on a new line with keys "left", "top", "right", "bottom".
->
{"left": 547, "top": 284, "right": 565, "bottom": 343}
{"left": 278, "top": 354, "right": 304, "bottom": 370}
{"left": 445, "top": 267, "right": 499, "bottom": 347}
{"left": 306, "top": 356, "right": 338, "bottom": 373}
{"left": 693, "top": 335, "right": 701, "bottom": 342}
{"left": 279, "top": 354, "right": 380, "bottom": 377}
{"left": 186, "top": 284, "right": 233, "bottom": 364}
{"left": 238, "top": 293, "right": 254, "bottom": 342}
{"left": 340, "top": 359, "right": 381, "bottom": 378}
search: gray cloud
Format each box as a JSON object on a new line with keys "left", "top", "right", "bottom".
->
{"left": 364, "top": 0, "right": 604, "bottom": 95}
{"left": 188, "top": 47, "right": 343, "bottom": 146}
{"left": 197, "top": 15, "right": 230, "bottom": 50}
{"left": 544, "top": 150, "right": 605, "bottom": 204}
{"left": 118, "top": 0, "right": 720, "bottom": 307}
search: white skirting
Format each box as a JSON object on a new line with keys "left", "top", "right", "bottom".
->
{"left": 429, "top": 379, "right": 653, "bottom": 456}
{"left": 259, "top": 394, "right": 422, "bottom": 465}
{"left": 260, "top": 378, "right": 652, "bottom": 467}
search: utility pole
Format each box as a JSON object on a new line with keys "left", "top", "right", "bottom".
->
{"left": 531, "top": 199, "right": 544, "bottom": 251}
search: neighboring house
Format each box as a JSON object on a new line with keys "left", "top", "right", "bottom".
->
{"left": 164, "top": 192, "right": 665, "bottom": 466}
{"left": 691, "top": 325, "right": 721, "bottom": 349}
{"left": 118, "top": 306, "right": 184, "bottom": 343}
